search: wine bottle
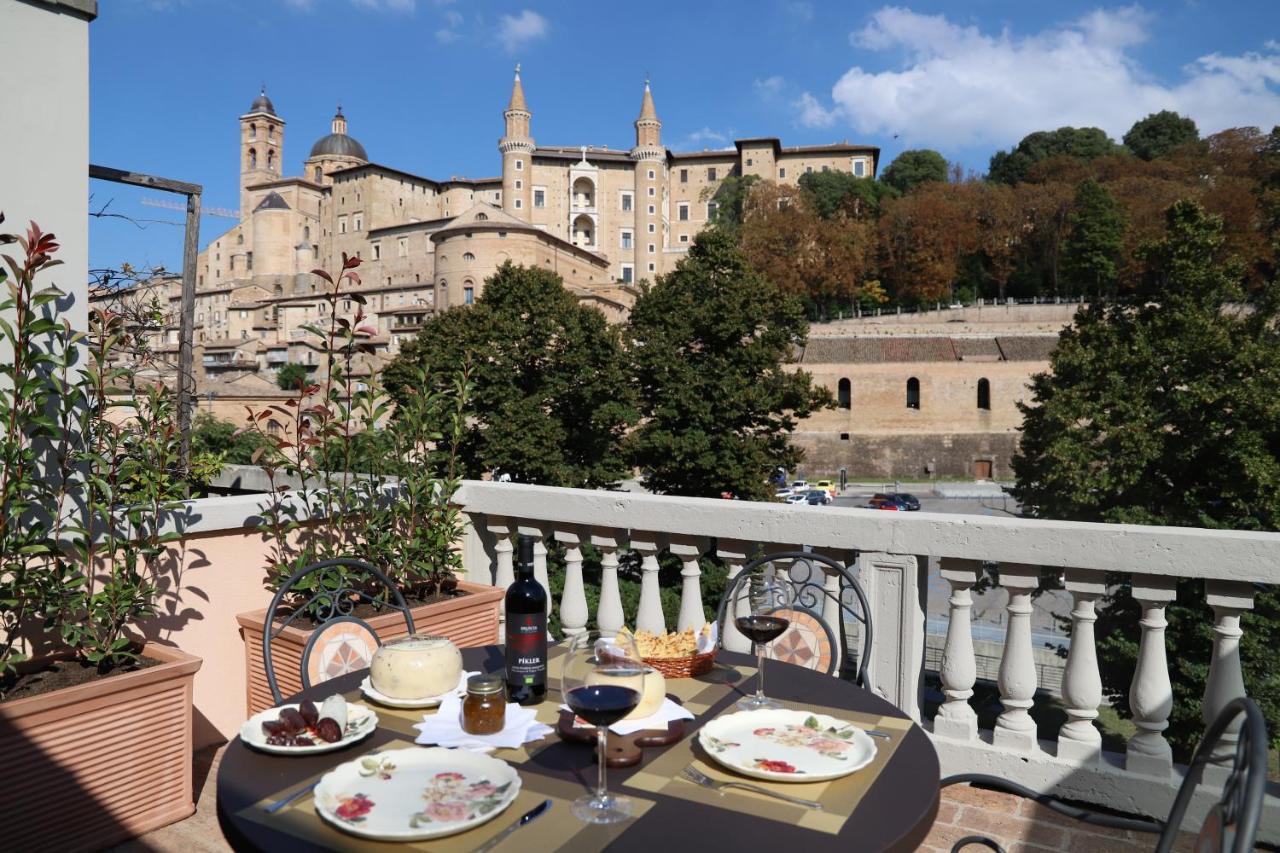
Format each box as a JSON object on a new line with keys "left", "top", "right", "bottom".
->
{"left": 504, "top": 534, "right": 547, "bottom": 705}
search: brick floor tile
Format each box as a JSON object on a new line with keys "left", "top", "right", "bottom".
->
{"left": 1063, "top": 829, "right": 1139, "bottom": 853}
{"left": 945, "top": 782, "right": 1027, "bottom": 812}
{"left": 955, "top": 806, "right": 1067, "bottom": 850}
{"left": 936, "top": 801, "right": 960, "bottom": 825}
{"left": 922, "top": 818, "right": 1007, "bottom": 851}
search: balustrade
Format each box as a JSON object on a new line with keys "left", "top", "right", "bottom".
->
{"left": 1057, "top": 568, "right": 1105, "bottom": 762}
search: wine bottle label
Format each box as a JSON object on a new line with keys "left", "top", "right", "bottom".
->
{"left": 505, "top": 613, "right": 547, "bottom": 688}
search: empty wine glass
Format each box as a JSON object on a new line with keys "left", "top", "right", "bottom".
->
{"left": 734, "top": 572, "right": 793, "bottom": 711}
{"left": 561, "top": 630, "right": 647, "bottom": 824}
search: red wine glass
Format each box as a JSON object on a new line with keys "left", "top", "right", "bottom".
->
{"left": 734, "top": 573, "right": 793, "bottom": 711}
{"left": 562, "top": 630, "right": 647, "bottom": 824}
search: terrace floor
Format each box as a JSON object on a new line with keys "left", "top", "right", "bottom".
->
{"left": 113, "top": 743, "right": 1189, "bottom": 853}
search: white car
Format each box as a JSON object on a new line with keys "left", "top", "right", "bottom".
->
{"left": 774, "top": 489, "right": 793, "bottom": 500}
{"left": 784, "top": 493, "right": 808, "bottom": 505}
{"left": 790, "top": 480, "right": 809, "bottom": 494}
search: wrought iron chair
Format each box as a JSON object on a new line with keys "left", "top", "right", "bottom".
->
{"left": 716, "top": 550, "right": 872, "bottom": 686}
{"left": 945, "top": 696, "right": 1268, "bottom": 853}
{"left": 262, "top": 557, "right": 416, "bottom": 705}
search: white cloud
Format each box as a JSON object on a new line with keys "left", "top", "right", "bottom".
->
{"left": 810, "top": 5, "right": 1280, "bottom": 148}
{"left": 754, "top": 76, "right": 786, "bottom": 97}
{"left": 435, "top": 8, "right": 463, "bottom": 42}
{"left": 496, "top": 9, "right": 549, "bottom": 53}
{"left": 795, "top": 92, "right": 836, "bottom": 128}
{"left": 784, "top": 1, "right": 813, "bottom": 23}
{"left": 679, "top": 127, "right": 730, "bottom": 149}
{"left": 350, "top": 0, "right": 416, "bottom": 10}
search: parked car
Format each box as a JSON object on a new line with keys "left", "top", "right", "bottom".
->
{"left": 805, "top": 489, "right": 831, "bottom": 506}
{"left": 867, "top": 493, "right": 903, "bottom": 508}
{"left": 784, "top": 493, "right": 808, "bottom": 505}
{"left": 874, "top": 502, "right": 902, "bottom": 510}
{"left": 892, "top": 493, "right": 921, "bottom": 511}
{"left": 774, "top": 489, "right": 794, "bottom": 501}
{"left": 815, "top": 479, "right": 837, "bottom": 498}
{"left": 790, "top": 480, "right": 809, "bottom": 494}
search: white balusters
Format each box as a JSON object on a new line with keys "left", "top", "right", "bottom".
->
{"left": 1058, "top": 568, "right": 1105, "bottom": 762}
{"left": 814, "top": 548, "right": 854, "bottom": 675}
{"left": 486, "top": 517, "right": 514, "bottom": 630}
{"left": 1202, "top": 580, "right": 1255, "bottom": 776}
{"left": 935, "top": 558, "right": 979, "bottom": 742}
{"left": 1126, "top": 575, "right": 1177, "bottom": 777}
{"left": 631, "top": 533, "right": 666, "bottom": 634}
{"left": 592, "top": 529, "right": 624, "bottom": 635}
{"left": 993, "top": 562, "right": 1040, "bottom": 751}
{"left": 521, "top": 527, "right": 552, "bottom": 622}
{"left": 669, "top": 535, "right": 705, "bottom": 632}
{"left": 717, "top": 540, "right": 752, "bottom": 653}
{"left": 556, "top": 526, "right": 588, "bottom": 639}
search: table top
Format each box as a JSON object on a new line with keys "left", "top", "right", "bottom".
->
{"left": 217, "top": 646, "right": 939, "bottom": 852}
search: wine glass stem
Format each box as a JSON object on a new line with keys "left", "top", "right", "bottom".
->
{"left": 756, "top": 642, "right": 766, "bottom": 700}
{"left": 596, "top": 726, "right": 609, "bottom": 800}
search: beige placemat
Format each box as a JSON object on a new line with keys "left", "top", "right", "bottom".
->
{"left": 624, "top": 701, "right": 913, "bottom": 835}
{"left": 237, "top": 739, "right": 654, "bottom": 852}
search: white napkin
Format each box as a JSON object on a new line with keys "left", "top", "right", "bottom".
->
{"left": 698, "top": 621, "right": 719, "bottom": 653}
{"left": 559, "top": 697, "right": 695, "bottom": 736}
{"left": 413, "top": 692, "right": 553, "bottom": 753}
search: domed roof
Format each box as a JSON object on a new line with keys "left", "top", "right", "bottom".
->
{"left": 308, "top": 133, "right": 368, "bottom": 160}
{"left": 248, "top": 88, "right": 276, "bottom": 116}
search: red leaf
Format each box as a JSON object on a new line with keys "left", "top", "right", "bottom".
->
{"left": 311, "top": 268, "right": 334, "bottom": 284}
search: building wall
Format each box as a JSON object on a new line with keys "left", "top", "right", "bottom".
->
{"left": 433, "top": 227, "right": 610, "bottom": 308}
{"left": 795, "top": 431, "right": 1022, "bottom": 480}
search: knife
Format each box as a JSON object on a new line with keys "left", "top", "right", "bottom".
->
{"left": 474, "top": 799, "right": 552, "bottom": 853}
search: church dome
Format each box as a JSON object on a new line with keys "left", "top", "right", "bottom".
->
{"left": 248, "top": 88, "right": 276, "bottom": 116}
{"left": 308, "top": 133, "right": 368, "bottom": 160}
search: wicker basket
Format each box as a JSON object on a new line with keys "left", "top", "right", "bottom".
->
{"left": 643, "top": 650, "right": 715, "bottom": 679}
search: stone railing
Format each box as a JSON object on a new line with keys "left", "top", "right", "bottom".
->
{"left": 454, "top": 480, "right": 1280, "bottom": 839}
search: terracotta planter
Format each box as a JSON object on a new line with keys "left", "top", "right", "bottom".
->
{"left": 0, "top": 642, "right": 203, "bottom": 853}
{"left": 238, "top": 580, "right": 503, "bottom": 714}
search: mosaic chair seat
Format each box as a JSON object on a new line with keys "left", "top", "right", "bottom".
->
{"left": 946, "top": 696, "right": 1267, "bottom": 853}
{"left": 262, "top": 557, "right": 415, "bottom": 705}
{"left": 716, "top": 550, "right": 872, "bottom": 686}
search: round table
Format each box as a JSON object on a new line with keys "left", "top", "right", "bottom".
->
{"left": 218, "top": 647, "right": 939, "bottom": 851}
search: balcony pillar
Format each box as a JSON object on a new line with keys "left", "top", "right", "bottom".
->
{"left": 555, "top": 526, "right": 587, "bottom": 639}
{"left": 486, "top": 517, "right": 514, "bottom": 630}
{"left": 813, "top": 547, "right": 856, "bottom": 675}
{"left": 669, "top": 535, "right": 707, "bottom": 632}
{"left": 935, "top": 558, "right": 979, "bottom": 741}
{"left": 591, "top": 529, "right": 624, "bottom": 636}
{"left": 631, "top": 533, "right": 666, "bottom": 634}
{"left": 1203, "top": 580, "right": 1255, "bottom": 777}
{"left": 856, "top": 551, "right": 925, "bottom": 721}
{"left": 518, "top": 522, "right": 552, "bottom": 623}
{"left": 716, "top": 539, "right": 752, "bottom": 653}
{"left": 1126, "top": 575, "right": 1177, "bottom": 778}
{"left": 993, "top": 562, "right": 1041, "bottom": 752}
{"left": 1058, "top": 568, "right": 1105, "bottom": 763}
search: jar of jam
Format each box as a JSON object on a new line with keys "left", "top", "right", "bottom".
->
{"left": 461, "top": 674, "right": 506, "bottom": 735}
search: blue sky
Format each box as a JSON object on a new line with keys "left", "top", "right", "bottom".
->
{"left": 89, "top": 0, "right": 1279, "bottom": 273}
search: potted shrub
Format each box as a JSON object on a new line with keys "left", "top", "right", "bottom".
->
{"left": 0, "top": 217, "right": 203, "bottom": 852}
{"left": 236, "top": 255, "right": 500, "bottom": 713}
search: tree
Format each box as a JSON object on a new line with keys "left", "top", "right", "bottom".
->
{"left": 1061, "top": 180, "right": 1127, "bottom": 297}
{"left": 796, "top": 170, "right": 895, "bottom": 219}
{"left": 703, "top": 174, "right": 759, "bottom": 232}
{"left": 1013, "top": 200, "right": 1280, "bottom": 757}
{"left": 383, "top": 263, "right": 635, "bottom": 488}
{"left": 190, "top": 412, "right": 268, "bottom": 466}
{"left": 625, "top": 229, "right": 832, "bottom": 500}
{"left": 989, "top": 127, "right": 1121, "bottom": 185}
{"left": 880, "top": 149, "right": 948, "bottom": 195}
{"left": 1124, "top": 110, "right": 1199, "bottom": 161}
{"left": 877, "top": 182, "right": 977, "bottom": 303}
{"left": 275, "top": 361, "right": 308, "bottom": 391}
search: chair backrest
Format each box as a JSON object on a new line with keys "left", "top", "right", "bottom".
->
{"left": 262, "top": 557, "right": 416, "bottom": 705}
{"left": 716, "top": 550, "right": 872, "bottom": 687}
{"left": 1157, "top": 696, "right": 1267, "bottom": 853}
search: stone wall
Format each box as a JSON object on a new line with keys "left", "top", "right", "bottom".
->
{"left": 793, "top": 430, "right": 1021, "bottom": 480}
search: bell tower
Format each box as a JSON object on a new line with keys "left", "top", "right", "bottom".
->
{"left": 499, "top": 64, "right": 535, "bottom": 219}
{"left": 240, "top": 86, "right": 285, "bottom": 219}
{"left": 630, "top": 78, "right": 664, "bottom": 279}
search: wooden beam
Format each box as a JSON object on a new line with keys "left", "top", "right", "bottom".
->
{"left": 177, "top": 191, "right": 200, "bottom": 473}
{"left": 89, "top": 164, "right": 201, "bottom": 197}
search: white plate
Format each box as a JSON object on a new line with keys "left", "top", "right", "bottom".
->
{"left": 241, "top": 701, "right": 378, "bottom": 755}
{"left": 698, "top": 709, "right": 877, "bottom": 782}
{"left": 314, "top": 747, "right": 521, "bottom": 841}
{"left": 358, "top": 670, "right": 475, "bottom": 709}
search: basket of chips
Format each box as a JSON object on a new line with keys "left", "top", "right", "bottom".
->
{"left": 618, "top": 623, "right": 717, "bottom": 679}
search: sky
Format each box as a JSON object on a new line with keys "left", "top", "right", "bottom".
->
{"left": 88, "top": 0, "right": 1280, "bottom": 273}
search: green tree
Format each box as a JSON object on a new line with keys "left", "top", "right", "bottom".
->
{"left": 1123, "top": 110, "right": 1200, "bottom": 161}
{"left": 1013, "top": 200, "right": 1280, "bottom": 757}
{"left": 879, "top": 149, "right": 948, "bottom": 195}
{"left": 1061, "top": 179, "right": 1127, "bottom": 297}
{"left": 703, "top": 174, "right": 759, "bottom": 232}
{"left": 988, "top": 127, "right": 1121, "bottom": 185}
{"left": 383, "top": 263, "right": 635, "bottom": 488}
{"left": 625, "top": 228, "right": 832, "bottom": 499}
{"left": 797, "top": 170, "right": 896, "bottom": 219}
{"left": 275, "top": 361, "right": 308, "bottom": 391}
{"left": 190, "top": 412, "right": 268, "bottom": 466}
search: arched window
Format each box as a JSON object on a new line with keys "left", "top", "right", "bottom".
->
{"left": 977, "top": 378, "right": 991, "bottom": 410}
{"left": 475, "top": 212, "right": 489, "bottom": 221}
{"left": 313, "top": 166, "right": 323, "bottom": 182}
{"left": 249, "top": 123, "right": 257, "bottom": 139}
{"left": 463, "top": 252, "right": 476, "bottom": 262}
{"left": 248, "top": 148, "right": 257, "bottom": 169}
{"left": 906, "top": 377, "right": 920, "bottom": 409}
{"left": 837, "top": 378, "right": 851, "bottom": 410}
{"left": 267, "top": 149, "right": 275, "bottom": 171}
{"left": 304, "top": 225, "right": 310, "bottom": 240}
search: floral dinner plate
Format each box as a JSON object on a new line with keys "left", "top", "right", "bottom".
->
{"left": 359, "top": 670, "right": 476, "bottom": 709}
{"left": 698, "top": 709, "right": 877, "bottom": 783}
{"left": 240, "top": 702, "right": 378, "bottom": 755}
{"left": 314, "top": 747, "right": 521, "bottom": 841}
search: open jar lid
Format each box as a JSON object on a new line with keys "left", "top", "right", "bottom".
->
{"left": 467, "top": 674, "right": 504, "bottom": 696}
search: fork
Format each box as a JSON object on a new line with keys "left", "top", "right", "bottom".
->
{"left": 679, "top": 765, "right": 823, "bottom": 810}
